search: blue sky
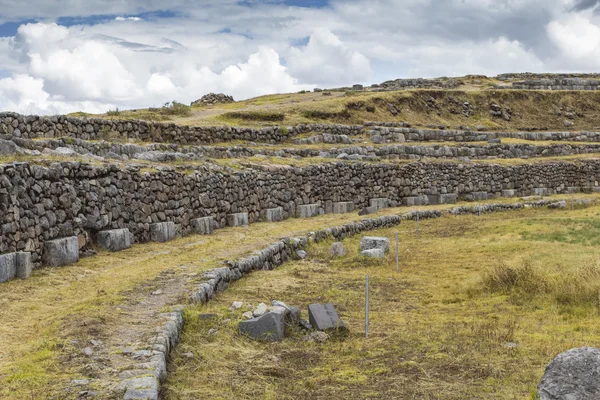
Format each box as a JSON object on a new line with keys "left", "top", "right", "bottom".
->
{"left": 0, "top": 0, "right": 598, "bottom": 115}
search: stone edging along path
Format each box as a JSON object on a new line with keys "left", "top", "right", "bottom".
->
{"left": 113, "top": 198, "right": 580, "bottom": 400}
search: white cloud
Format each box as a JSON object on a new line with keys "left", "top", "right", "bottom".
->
{"left": 115, "top": 16, "right": 142, "bottom": 21}
{"left": 287, "top": 29, "right": 371, "bottom": 85}
{"left": 547, "top": 13, "right": 600, "bottom": 66}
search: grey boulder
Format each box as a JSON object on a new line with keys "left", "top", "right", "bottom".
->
{"left": 43, "top": 236, "right": 79, "bottom": 267}
{"left": 330, "top": 242, "right": 347, "bottom": 257}
{"left": 538, "top": 347, "right": 600, "bottom": 400}
{"left": 360, "top": 236, "right": 390, "bottom": 253}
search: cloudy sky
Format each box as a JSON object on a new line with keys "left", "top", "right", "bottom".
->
{"left": 0, "top": 0, "right": 599, "bottom": 115}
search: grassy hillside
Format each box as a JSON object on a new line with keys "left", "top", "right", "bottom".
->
{"left": 76, "top": 87, "right": 600, "bottom": 132}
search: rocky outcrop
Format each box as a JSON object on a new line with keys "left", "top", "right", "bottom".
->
{"left": 191, "top": 93, "right": 234, "bottom": 106}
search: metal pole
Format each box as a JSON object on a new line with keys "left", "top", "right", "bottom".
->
{"left": 395, "top": 232, "right": 399, "bottom": 272}
{"left": 365, "top": 275, "right": 369, "bottom": 338}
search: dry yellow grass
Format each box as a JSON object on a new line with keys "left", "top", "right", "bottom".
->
{"left": 164, "top": 204, "right": 600, "bottom": 399}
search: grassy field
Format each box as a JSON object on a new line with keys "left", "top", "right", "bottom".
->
{"left": 73, "top": 88, "right": 600, "bottom": 132}
{"left": 163, "top": 204, "right": 600, "bottom": 399}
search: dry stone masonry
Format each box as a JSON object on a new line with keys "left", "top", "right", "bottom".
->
{"left": 1, "top": 159, "right": 600, "bottom": 273}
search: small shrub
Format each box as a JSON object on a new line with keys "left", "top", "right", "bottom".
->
{"left": 106, "top": 108, "right": 121, "bottom": 116}
{"left": 161, "top": 101, "right": 192, "bottom": 117}
{"left": 483, "top": 262, "right": 547, "bottom": 296}
{"left": 298, "top": 90, "right": 307, "bottom": 94}
{"left": 344, "top": 90, "right": 358, "bottom": 96}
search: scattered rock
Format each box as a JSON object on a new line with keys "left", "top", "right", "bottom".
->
{"left": 182, "top": 352, "right": 194, "bottom": 359}
{"left": 330, "top": 242, "right": 347, "bottom": 257}
{"left": 238, "top": 311, "right": 285, "bottom": 342}
{"left": 121, "top": 347, "right": 133, "bottom": 355}
{"left": 253, "top": 303, "right": 268, "bottom": 317}
{"left": 358, "top": 206, "right": 378, "bottom": 216}
{"left": 299, "top": 318, "right": 312, "bottom": 331}
{"left": 308, "top": 303, "right": 348, "bottom": 334}
{"left": 296, "top": 250, "right": 307, "bottom": 259}
{"left": 538, "top": 347, "right": 600, "bottom": 400}
{"left": 229, "top": 301, "right": 243, "bottom": 311}
{"left": 309, "top": 331, "right": 329, "bottom": 343}
{"left": 71, "top": 379, "right": 90, "bottom": 386}
{"left": 90, "top": 339, "right": 103, "bottom": 347}
{"left": 82, "top": 347, "right": 94, "bottom": 357}
{"left": 151, "top": 289, "right": 163, "bottom": 296}
{"left": 207, "top": 328, "right": 219, "bottom": 336}
{"left": 242, "top": 311, "right": 254, "bottom": 320}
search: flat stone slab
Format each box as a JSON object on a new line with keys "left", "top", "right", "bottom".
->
{"left": 297, "top": 204, "right": 320, "bottom": 218}
{"left": 43, "top": 236, "right": 79, "bottom": 267}
{"left": 369, "top": 198, "right": 389, "bottom": 210}
{"left": 150, "top": 222, "right": 176, "bottom": 242}
{"left": 333, "top": 202, "right": 354, "bottom": 214}
{"left": 360, "top": 249, "right": 385, "bottom": 258}
{"left": 502, "top": 189, "right": 516, "bottom": 198}
{"left": 566, "top": 187, "right": 580, "bottom": 194}
{"left": 308, "top": 303, "right": 347, "bottom": 333}
{"left": 191, "top": 216, "right": 214, "bottom": 235}
{"left": 227, "top": 212, "right": 249, "bottom": 227}
{"left": 0, "top": 253, "right": 16, "bottom": 283}
{"left": 97, "top": 228, "right": 132, "bottom": 252}
{"left": 264, "top": 207, "right": 284, "bottom": 222}
{"left": 538, "top": 347, "right": 600, "bottom": 400}
{"left": 16, "top": 252, "right": 32, "bottom": 279}
{"left": 360, "top": 236, "right": 390, "bottom": 253}
{"left": 238, "top": 310, "right": 285, "bottom": 342}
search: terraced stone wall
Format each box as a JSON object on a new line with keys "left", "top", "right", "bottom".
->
{"left": 2, "top": 160, "right": 600, "bottom": 265}
{"left": 0, "top": 112, "right": 362, "bottom": 145}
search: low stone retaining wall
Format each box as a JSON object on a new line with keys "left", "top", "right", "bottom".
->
{"left": 0, "top": 112, "right": 363, "bottom": 145}
{"left": 367, "top": 126, "right": 600, "bottom": 143}
{"left": 12, "top": 134, "right": 600, "bottom": 162}
{"left": 505, "top": 78, "right": 600, "bottom": 90}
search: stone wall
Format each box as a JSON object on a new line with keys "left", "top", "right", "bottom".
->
{"left": 368, "top": 126, "right": 600, "bottom": 143}
{"left": 499, "top": 78, "right": 600, "bottom": 90}
{"left": 2, "top": 159, "right": 600, "bottom": 265}
{"left": 0, "top": 112, "right": 363, "bottom": 145}
{"left": 15, "top": 135, "right": 600, "bottom": 162}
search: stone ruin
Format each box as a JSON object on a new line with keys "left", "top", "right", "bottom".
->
{"left": 191, "top": 92, "right": 235, "bottom": 106}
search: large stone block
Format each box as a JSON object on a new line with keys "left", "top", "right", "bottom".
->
{"left": 97, "top": 228, "right": 132, "bottom": 252}
{"left": 502, "top": 189, "right": 516, "bottom": 198}
{"left": 0, "top": 253, "right": 16, "bottom": 283}
{"left": 403, "top": 195, "right": 428, "bottom": 206}
{"left": 238, "top": 310, "right": 285, "bottom": 342}
{"left": 264, "top": 207, "right": 284, "bottom": 222}
{"left": 438, "top": 194, "right": 458, "bottom": 204}
{"left": 533, "top": 188, "right": 551, "bottom": 196}
{"left": 360, "top": 236, "right": 390, "bottom": 253}
{"left": 297, "top": 204, "right": 320, "bottom": 218}
{"left": 333, "top": 202, "right": 354, "bottom": 214}
{"left": 16, "top": 252, "right": 32, "bottom": 279}
{"left": 308, "top": 303, "right": 347, "bottom": 333}
{"left": 43, "top": 236, "right": 79, "bottom": 267}
{"left": 360, "top": 249, "right": 385, "bottom": 258}
{"left": 369, "top": 198, "right": 389, "bottom": 210}
{"left": 471, "top": 191, "right": 488, "bottom": 201}
{"left": 227, "top": 212, "right": 249, "bottom": 227}
{"left": 427, "top": 194, "right": 440, "bottom": 205}
{"left": 150, "top": 222, "right": 176, "bottom": 242}
{"left": 191, "top": 216, "right": 214, "bottom": 235}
